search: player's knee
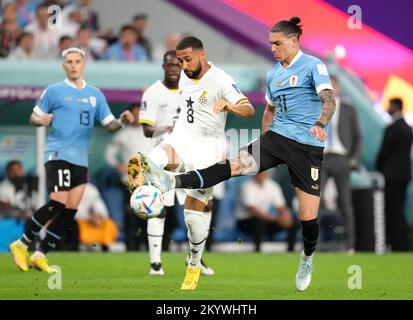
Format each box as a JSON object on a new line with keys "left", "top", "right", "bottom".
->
{"left": 238, "top": 150, "right": 259, "bottom": 175}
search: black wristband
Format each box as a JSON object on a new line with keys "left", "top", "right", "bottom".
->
{"left": 314, "top": 121, "right": 325, "bottom": 129}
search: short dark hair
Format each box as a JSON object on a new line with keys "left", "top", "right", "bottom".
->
{"left": 133, "top": 14, "right": 148, "bottom": 21}
{"left": 18, "top": 32, "right": 33, "bottom": 44}
{"left": 59, "top": 35, "right": 72, "bottom": 45}
{"left": 77, "top": 25, "right": 91, "bottom": 33}
{"left": 390, "top": 98, "right": 403, "bottom": 111}
{"left": 120, "top": 25, "right": 136, "bottom": 34}
{"left": 176, "top": 36, "right": 203, "bottom": 51}
{"left": 6, "top": 160, "right": 22, "bottom": 173}
{"left": 36, "top": 2, "right": 49, "bottom": 12}
{"left": 271, "top": 16, "right": 303, "bottom": 40}
{"left": 163, "top": 50, "right": 176, "bottom": 63}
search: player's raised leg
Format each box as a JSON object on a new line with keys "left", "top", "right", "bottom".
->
{"left": 129, "top": 146, "right": 258, "bottom": 195}
{"left": 127, "top": 143, "right": 180, "bottom": 193}
{"left": 295, "top": 188, "right": 320, "bottom": 291}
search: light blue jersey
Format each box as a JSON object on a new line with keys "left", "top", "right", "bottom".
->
{"left": 266, "top": 50, "right": 332, "bottom": 147}
{"left": 34, "top": 79, "right": 114, "bottom": 167}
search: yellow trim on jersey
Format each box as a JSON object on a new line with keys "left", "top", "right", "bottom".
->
{"left": 168, "top": 88, "right": 179, "bottom": 92}
{"left": 191, "top": 79, "right": 199, "bottom": 83}
{"left": 139, "top": 119, "right": 156, "bottom": 126}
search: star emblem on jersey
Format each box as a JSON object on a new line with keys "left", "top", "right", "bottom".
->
{"left": 186, "top": 97, "right": 195, "bottom": 108}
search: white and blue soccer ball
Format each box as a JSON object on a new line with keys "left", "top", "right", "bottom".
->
{"left": 130, "top": 185, "right": 164, "bottom": 219}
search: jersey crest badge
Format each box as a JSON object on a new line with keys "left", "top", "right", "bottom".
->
{"left": 289, "top": 75, "right": 298, "bottom": 87}
{"left": 317, "top": 64, "right": 328, "bottom": 76}
{"left": 198, "top": 91, "right": 208, "bottom": 105}
{"left": 89, "top": 96, "right": 97, "bottom": 107}
{"left": 311, "top": 166, "right": 319, "bottom": 181}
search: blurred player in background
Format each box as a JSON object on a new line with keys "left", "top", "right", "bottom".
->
{"left": 133, "top": 18, "right": 336, "bottom": 292}
{"left": 9, "top": 47, "right": 134, "bottom": 273}
{"left": 128, "top": 36, "right": 255, "bottom": 289}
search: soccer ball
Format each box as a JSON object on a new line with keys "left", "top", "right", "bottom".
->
{"left": 130, "top": 185, "right": 164, "bottom": 219}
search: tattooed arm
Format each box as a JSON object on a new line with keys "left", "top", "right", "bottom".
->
{"left": 310, "top": 89, "right": 336, "bottom": 141}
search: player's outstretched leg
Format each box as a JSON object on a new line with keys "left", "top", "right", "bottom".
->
{"left": 127, "top": 153, "right": 173, "bottom": 193}
{"left": 127, "top": 153, "right": 147, "bottom": 193}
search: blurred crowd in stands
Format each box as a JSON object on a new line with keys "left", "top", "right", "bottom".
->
{"left": 0, "top": 0, "right": 180, "bottom": 62}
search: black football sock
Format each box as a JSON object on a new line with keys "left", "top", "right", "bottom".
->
{"left": 20, "top": 200, "right": 65, "bottom": 246}
{"left": 38, "top": 208, "right": 77, "bottom": 254}
{"left": 301, "top": 218, "right": 319, "bottom": 257}
{"left": 175, "top": 159, "right": 231, "bottom": 189}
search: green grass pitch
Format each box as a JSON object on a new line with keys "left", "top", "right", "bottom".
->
{"left": 1, "top": 252, "right": 413, "bottom": 300}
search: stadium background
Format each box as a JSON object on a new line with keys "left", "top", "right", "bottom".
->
{"left": 0, "top": 0, "right": 412, "bottom": 254}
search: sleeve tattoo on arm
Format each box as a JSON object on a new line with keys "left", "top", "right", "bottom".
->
{"left": 317, "top": 89, "right": 336, "bottom": 126}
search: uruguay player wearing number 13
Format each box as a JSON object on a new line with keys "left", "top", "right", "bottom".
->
{"left": 129, "top": 17, "right": 336, "bottom": 292}
{"left": 9, "top": 47, "right": 134, "bottom": 273}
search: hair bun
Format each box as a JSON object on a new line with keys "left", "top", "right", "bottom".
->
{"left": 289, "top": 16, "right": 301, "bottom": 25}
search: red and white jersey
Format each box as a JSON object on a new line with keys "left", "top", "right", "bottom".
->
{"left": 174, "top": 63, "right": 248, "bottom": 137}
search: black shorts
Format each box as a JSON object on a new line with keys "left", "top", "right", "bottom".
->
{"left": 45, "top": 160, "right": 88, "bottom": 193}
{"left": 243, "top": 131, "right": 324, "bottom": 196}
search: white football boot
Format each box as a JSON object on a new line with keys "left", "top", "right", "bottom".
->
{"left": 295, "top": 251, "right": 314, "bottom": 291}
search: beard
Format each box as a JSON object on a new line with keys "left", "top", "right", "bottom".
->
{"left": 184, "top": 63, "right": 202, "bottom": 79}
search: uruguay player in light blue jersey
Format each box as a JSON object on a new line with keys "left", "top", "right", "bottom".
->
{"left": 128, "top": 17, "right": 336, "bottom": 292}
{"left": 10, "top": 47, "right": 134, "bottom": 273}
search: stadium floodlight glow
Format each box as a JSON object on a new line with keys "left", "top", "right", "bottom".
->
{"left": 334, "top": 44, "right": 347, "bottom": 59}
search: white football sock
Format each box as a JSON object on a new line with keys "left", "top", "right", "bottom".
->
{"left": 149, "top": 146, "right": 169, "bottom": 169}
{"left": 16, "top": 239, "right": 28, "bottom": 249}
{"left": 147, "top": 216, "right": 165, "bottom": 264}
{"left": 184, "top": 209, "right": 208, "bottom": 267}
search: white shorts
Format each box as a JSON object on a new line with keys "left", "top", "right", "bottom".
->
{"left": 162, "top": 126, "right": 227, "bottom": 205}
